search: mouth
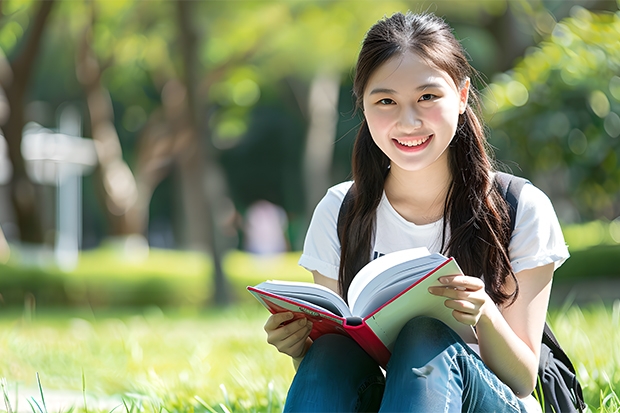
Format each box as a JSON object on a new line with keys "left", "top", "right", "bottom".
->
{"left": 393, "top": 134, "right": 433, "bottom": 149}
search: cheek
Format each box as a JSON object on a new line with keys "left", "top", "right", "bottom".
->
{"left": 428, "top": 105, "right": 459, "bottom": 132}
{"left": 365, "top": 111, "right": 392, "bottom": 137}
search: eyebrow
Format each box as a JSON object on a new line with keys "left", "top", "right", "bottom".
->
{"left": 368, "top": 83, "right": 444, "bottom": 96}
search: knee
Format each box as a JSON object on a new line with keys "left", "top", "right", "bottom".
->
{"left": 390, "top": 317, "right": 462, "bottom": 364}
{"left": 388, "top": 317, "right": 458, "bottom": 369}
{"left": 398, "top": 316, "right": 453, "bottom": 344}
{"left": 305, "top": 334, "right": 367, "bottom": 369}
{"left": 296, "top": 334, "right": 381, "bottom": 387}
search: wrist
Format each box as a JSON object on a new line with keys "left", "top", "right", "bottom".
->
{"left": 292, "top": 338, "right": 313, "bottom": 370}
{"left": 477, "top": 301, "right": 501, "bottom": 329}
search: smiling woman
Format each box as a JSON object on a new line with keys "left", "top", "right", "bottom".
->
{"left": 260, "top": 11, "right": 573, "bottom": 413}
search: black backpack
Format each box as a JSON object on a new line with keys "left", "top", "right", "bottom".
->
{"left": 336, "top": 172, "right": 586, "bottom": 413}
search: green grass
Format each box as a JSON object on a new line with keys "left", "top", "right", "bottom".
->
{"left": 0, "top": 221, "right": 617, "bottom": 412}
{"left": 0, "top": 303, "right": 295, "bottom": 412}
{"left": 0, "top": 301, "right": 618, "bottom": 412}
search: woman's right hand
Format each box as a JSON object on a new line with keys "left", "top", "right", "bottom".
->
{"left": 264, "top": 312, "right": 313, "bottom": 359}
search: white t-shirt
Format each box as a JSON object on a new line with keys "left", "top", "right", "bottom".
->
{"left": 299, "top": 180, "right": 569, "bottom": 280}
{"left": 298, "top": 179, "right": 566, "bottom": 413}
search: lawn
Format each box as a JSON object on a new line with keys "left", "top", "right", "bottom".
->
{"left": 0, "top": 232, "right": 619, "bottom": 412}
{"left": 0, "top": 300, "right": 618, "bottom": 413}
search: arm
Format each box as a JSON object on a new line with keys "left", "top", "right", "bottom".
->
{"left": 429, "top": 263, "right": 553, "bottom": 396}
{"left": 264, "top": 270, "right": 339, "bottom": 370}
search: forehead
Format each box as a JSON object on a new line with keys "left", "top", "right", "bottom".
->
{"left": 365, "top": 51, "right": 458, "bottom": 94}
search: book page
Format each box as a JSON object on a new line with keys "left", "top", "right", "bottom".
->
{"left": 362, "top": 259, "right": 477, "bottom": 350}
{"left": 351, "top": 256, "right": 448, "bottom": 317}
{"left": 348, "top": 247, "right": 442, "bottom": 315}
{"left": 253, "top": 280, "right": 352, "bottom": 318}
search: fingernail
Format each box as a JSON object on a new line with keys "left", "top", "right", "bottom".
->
{"left": 439, "top": 277, "right": 449, "bottom": 284}
{"left": 298, "top": 318, "right": 307, "bottom": 326}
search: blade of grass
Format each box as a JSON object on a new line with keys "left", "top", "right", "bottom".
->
{"left": 122, "top": 399, "right": 131, "bottom": 413}
{"left": 1, "top": 378, "right": 14, "bottom": 413}
{"left": 219, "top": 384, "right": 231, "bottom": 411}
{"left": 267, "top": 381, "right": 273, "bottom": 413}
{"left": 27, "top": 397, "right": 43, "bottom": 413}
{"left": 35, "top": 373, "right": 48, "bottom": 413}
{"left": 82, "top": 369, "right": 88, "bottom": 413}
{"left": 194, "top": 396, "right": 220, "bottom": 413}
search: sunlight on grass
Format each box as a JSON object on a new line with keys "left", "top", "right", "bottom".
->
{"left": 548, "top": 301, "right": 620, "bottom": 412}
{"left": 0, "top": 301, "right": 617, "bottom": 412}
{"left": 0, "top": 304, "right": 295, "bottom": 412}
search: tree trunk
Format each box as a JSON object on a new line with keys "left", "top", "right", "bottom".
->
{"left": 177, "top": 0, "right": 232, "bottom": 306}
{"left": 76, "top": 34, "right": 140, "bottom": 236}
{"left": 302, "top": 71, "right": 340, "bottom": 228}
{"left": 2, "top": 0, "right": 55, "bottom": 243}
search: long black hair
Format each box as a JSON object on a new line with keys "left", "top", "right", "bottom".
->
{"left": 338, "top": 12, "right": 517, "bottom": 306}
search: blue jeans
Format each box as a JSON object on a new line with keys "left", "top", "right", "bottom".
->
{"left": 284, "top": 317, "right": 528, "bottom": 412}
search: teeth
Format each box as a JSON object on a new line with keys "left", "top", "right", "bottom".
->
{"left": 396, "top": 135, "right": 430, "bottom": 147}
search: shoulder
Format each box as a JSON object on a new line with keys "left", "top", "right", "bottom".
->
{"left": 298, "top": 181, "right": 353, "bottom": 280}
{"left": 515, "top": 183, "right": 557, "bottom": 225}
{"left": 509, "top": 180, "right": 569, "bottom": 274}
{"left": 311, "top": 181, "right": 354, "bottom": 222}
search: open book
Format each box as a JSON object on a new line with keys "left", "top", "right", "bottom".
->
{"left": 248, "top": 247, "right": 477, "bottom": 367}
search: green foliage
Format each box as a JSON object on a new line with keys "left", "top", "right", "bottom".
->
{"left": 556, "top": 219, "right": 620, "bottom": 281}
{"left": 485, "top": 6, "right": 620, "bottom": 220}
{"left": 0, "top": 248, "right": 311, "bottom": 308}
{"left": 563, "top": 219, "right": 620, "bottom": 251}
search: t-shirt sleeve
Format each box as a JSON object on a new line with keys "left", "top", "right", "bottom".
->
{"left": 297, "top": 182, "right": 352, "bottom": 280}
{"left": 509, "top": 183, "right": 570, "bottom": 274}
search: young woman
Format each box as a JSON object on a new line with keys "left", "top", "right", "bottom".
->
{"left": 264, "top": 11, "right": 568, "bottom": 412}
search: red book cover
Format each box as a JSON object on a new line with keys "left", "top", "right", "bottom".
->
{"left": 248, "top": 250, "right": 476, "bottom": 368}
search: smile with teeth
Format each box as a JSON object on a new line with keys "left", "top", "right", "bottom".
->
{"left": 394, "top": 135, "right": 432, "bottom": 147}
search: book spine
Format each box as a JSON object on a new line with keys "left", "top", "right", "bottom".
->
{"left": 344, "top": 319, "right": 391, "bottom": 368}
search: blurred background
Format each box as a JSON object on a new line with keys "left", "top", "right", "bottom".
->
{"left": 0, "top": 0, "right": 619, "bottom": 308}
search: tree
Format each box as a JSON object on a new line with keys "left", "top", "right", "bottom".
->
{"left": 0, "top": 0, "right": 55, "bottom": 243}
{"left": 484, "top": 6, "right": 620, "bottom": 222}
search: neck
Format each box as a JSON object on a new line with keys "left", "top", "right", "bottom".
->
{"left": 384, "top": 159, "right": 452, "bottom": 225}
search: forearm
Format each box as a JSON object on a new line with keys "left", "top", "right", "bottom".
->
{"left": 476, "top": 305, "right": 539, "bottom": 397}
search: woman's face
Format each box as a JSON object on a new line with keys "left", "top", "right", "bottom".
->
{"left": 362, "top": 51, "right": 469, "bottom": 174}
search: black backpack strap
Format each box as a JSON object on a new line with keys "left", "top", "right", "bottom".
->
{"left": 337, "top": 184, "right": 355, "bottom": 245}
{"left": 494, "top": 171, "right": 530, "bottom": 233}
{"left": 542, "top": 323, "right": 587, "bottom": 411}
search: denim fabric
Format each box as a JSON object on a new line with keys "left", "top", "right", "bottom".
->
{"left": 284, "top": 317, "right": 529, "bottom": 413}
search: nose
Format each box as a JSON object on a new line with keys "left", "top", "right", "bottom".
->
{"left": 398, "top": 106, "right": 422, "bottom": 132}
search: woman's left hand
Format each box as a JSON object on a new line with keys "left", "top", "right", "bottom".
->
{"left": 428, "top": 275, "right": 492, "bottom": 326}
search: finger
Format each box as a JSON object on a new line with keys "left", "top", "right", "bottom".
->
{"left": 428, "top": 286, "right": 473, "bottom": 300}
{"left": 450, "top": 309, "right": 480, "bottom": 326}
{"left": 267, "top": 317, "right": 309, "bottom": 344}
{"left": 443, "top": 298, "right": 479, "bottom": 314}
{"left": 283, "top": 335, "right": 312, "bottom": 359}
{"left": 264, "top": 312, "right": 295, "bottom": 332}
{"left": 280, "top": 321, "right": 313, "bottom": 348}
{"left": 439, "top": 275, "right": 484, "bottom": 291}
{"left": 277, "top": 323, "right": 313, "bottom": 356}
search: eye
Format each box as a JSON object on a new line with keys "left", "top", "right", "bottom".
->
{"left": 378, "top": 98, "right": 395, "bottom": 105}
{"left": 419, "top": 94, "right": 436, "bottom": 102}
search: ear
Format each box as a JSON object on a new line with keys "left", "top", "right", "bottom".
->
{"left": 459, "top": 77, "right": 470, "bottom": 114}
